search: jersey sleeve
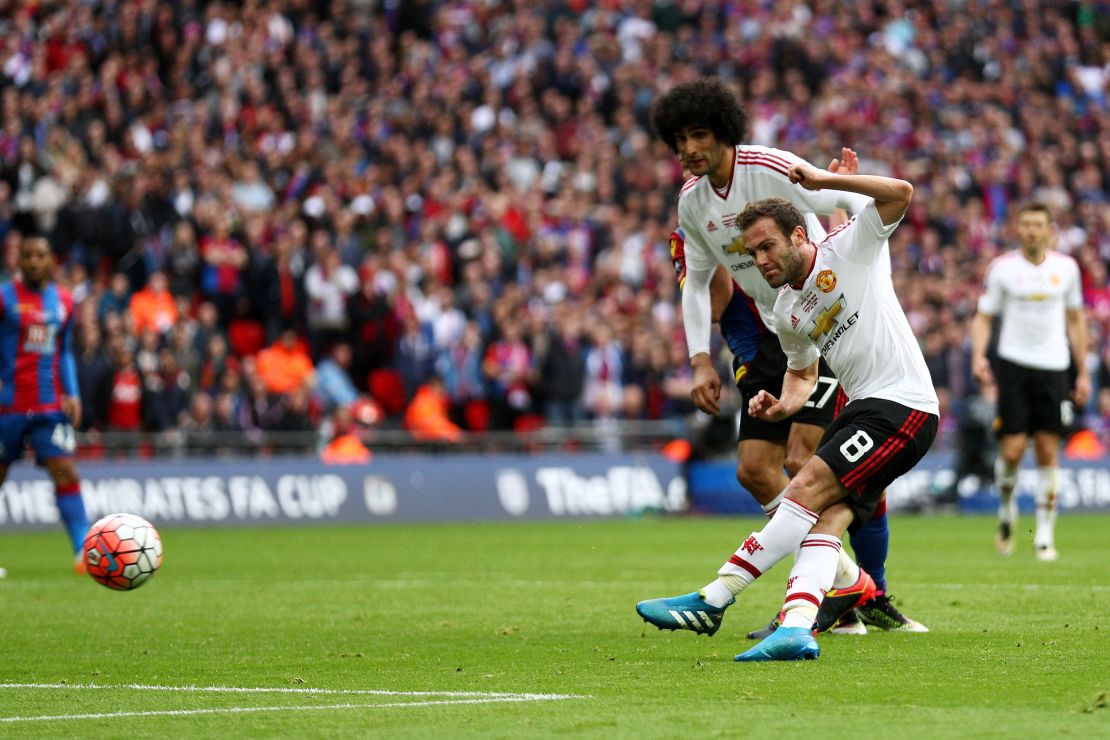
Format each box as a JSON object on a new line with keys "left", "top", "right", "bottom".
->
{"left": 825, "top": 201, "right": 899, "bottom": 266}
{"left": 676, "top": 195, "right": 717, "bottom": 273}
{"left": 777, "top": 325, "right": 821, "bottom": 371}
{"left": 1064, "top": 257, "right": 1083, "bottom": 310}
{"left": 59, "top": 294, "right": 80, "bottom": 399}
{"left": 744, "top": 146, "right": 871, "bottom": 216}
{"left": 977, "top": 258, "right": 1005, "bottom": 316}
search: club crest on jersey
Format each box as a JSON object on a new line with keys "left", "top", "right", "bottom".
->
{"left": 816, "top": 269, "right": 837, "bottom": 293}
{"left": 723, "top": 235, "right": 747, "bottom": 255}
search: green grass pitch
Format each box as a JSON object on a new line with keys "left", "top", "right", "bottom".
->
{"left": 1, "top": 514, "right": 1107, "bottom": 737}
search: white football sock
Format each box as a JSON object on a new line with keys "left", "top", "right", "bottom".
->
{"left": 1034, "top": 466, "right": 1058, "bottom": 548}
{"left": 701, "top": 497, "right": 819, "bottom": 607}
{"left": 761, "top": 490, "right": 786, "bottom": 518}
{"left": 831, "top": 547, "right": 861, "bottom": 590}
{"left": 995, "top": 458, "right": 1019, "bottom": 523}
{"left": 781, "top": 534, "right": 842, "bottom": 628}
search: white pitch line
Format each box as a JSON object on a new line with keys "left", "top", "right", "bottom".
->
{"left": 0, "top": 696, "right": 580, "bottom": 724}
{"left": 0, "top": 683, "right": 585, "bottom": 700}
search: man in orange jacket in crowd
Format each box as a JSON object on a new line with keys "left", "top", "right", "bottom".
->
{"left": 256, "top": 326, "right": 315, "bottom": 395}
{"left": 129, "top": 271, "right": 179, "bottom": 335}
{"left": 404, "top": 375, "right": 462, "bottom": 443}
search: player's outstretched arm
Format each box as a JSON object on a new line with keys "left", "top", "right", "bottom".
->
{"left": 787, "top": 162, "right": 912, "bottom": 226}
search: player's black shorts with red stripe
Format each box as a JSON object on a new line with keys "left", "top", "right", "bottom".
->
{"left": 815, "top": 397, "right": 938, "bottom": 522}
{"left": 738, "top": 331, "right": 840, "bottom": 442}
{"left": 994, "top": 358, "right": 1072, "bottom": 436}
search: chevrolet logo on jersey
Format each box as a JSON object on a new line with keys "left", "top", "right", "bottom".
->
{"left": 723, "top": 235, "right": 747, "bottom": 255}
{"left": 807, "top": 296, "right": 848, "bottom": 341}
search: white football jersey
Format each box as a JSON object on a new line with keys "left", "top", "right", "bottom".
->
{"left": 773, "top": 204, "right": 940, "bottom": 415}
{"left": 977, "top": 250, "right": 1082, "bottom": 371}
{"left": 679, "top": 145, "right": 871, "bottom": 329}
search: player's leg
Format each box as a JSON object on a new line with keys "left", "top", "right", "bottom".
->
{"left": 845, "top": 495, "right": 927, "bottom": 632}
{"left": 992, "top": 359, "right": 1032, "bottom": 555}
{"left": 1028, "top": 366, "right": 1070, "bottom": 561}
{"left": 1031, "top": 430, "right": 1061, "bottom": 560}
{"left": 994, "top": 432, "right": 1026, "bottom": 555}
{"left": 33, "top": 413, "right": 88, "bottom": 572}
{"left": 740, "top": 401, "right": 939, "bottom": 659}
{"left": 734, "top": 502, "right": 854, "bottom": 662}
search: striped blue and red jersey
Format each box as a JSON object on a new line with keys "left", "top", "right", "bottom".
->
{"left": 0, "top": 279, "right": 79, "bottom": 414}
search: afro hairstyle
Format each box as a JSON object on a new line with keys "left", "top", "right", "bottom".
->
{"left": 650, "top": 77, "right": 750, "bottom": 153}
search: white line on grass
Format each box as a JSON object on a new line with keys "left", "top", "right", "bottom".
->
{"left": 0, "top": 696, "right": 581, "bottom": 724}
{"left": 0, "top": 682, "right": 585, "bottom": 699}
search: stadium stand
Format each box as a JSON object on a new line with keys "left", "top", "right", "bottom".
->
{"left": 0, "top": 1, "right": 1107, "bottom": 457}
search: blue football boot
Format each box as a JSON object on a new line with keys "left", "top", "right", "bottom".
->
{"left": 734, "top": 626, "right": 820, "bottom": 662}
{"left": 636, "top": 591, "right": 732, "bottom": 636}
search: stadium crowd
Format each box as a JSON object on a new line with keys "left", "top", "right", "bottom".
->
{"left": 1, "top": 0, "right": 1109, "bottom": 456}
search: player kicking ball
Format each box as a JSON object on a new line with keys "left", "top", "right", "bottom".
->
{"left": 0, "top": 235, "right": 90, "bottom": 573}
{"left": 646, "top": 166, "right": 937, "bottom": 661}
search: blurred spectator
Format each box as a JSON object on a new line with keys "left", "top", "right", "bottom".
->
{"left": 321, "top": 406, "right": 373, "bottom": 464}
{"left": 165, "top": 221, "right": 201, "bottom": 298}
{"left": 436, "top": 320, "right": 488, "bottom": 430}
{"left": 482, "top": 319, "right": 534, "bottom": 430}
{"left": 404, "top": 375, "right": 463, "bottom": 443}
{"left": 142, "top": 348, "right": 191, "bottom": 433}
{"left": 98, "top": 273, "right": 131, "bottom": 324}
{"left": 129, "top": 271, "right": 178, "bottom": 336}
{"left": 256, "top": 327, "right": 315, "bottom": 395}
{"left": 304, "top": 236, "right": 358, "bottom": 353}
{"left": 199, "top": 217, "right": 248, "bottom": 323}
{"left": 74, "top": 323, "right": 112, "bottom": 431}
{"left": 315, "top": 342, "right": 360, "bottom": 413}
{"left": 533, "top": 308, "right": 586, "bottom": 426}
{"left": 106, "top": 346, "right": 142, "bottom": 433}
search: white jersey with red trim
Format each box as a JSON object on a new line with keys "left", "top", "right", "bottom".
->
{"left": 772, "top": 204, "right": 939, "bottom": 415}
{"left": 678, "top": 144, "right": 872, "bottom": 330}
{"left": 977, "top": 250, "right": 1082, "bottom": 371}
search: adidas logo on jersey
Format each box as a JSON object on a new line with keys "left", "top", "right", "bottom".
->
{"left": 707, "top": 220, "right": 718, "bottom": 232}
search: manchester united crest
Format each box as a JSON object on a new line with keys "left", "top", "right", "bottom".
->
{"left": 816, "top": 269, "right": 837, "bottom": 293}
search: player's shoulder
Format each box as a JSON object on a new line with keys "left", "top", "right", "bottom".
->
{"left": 1045, "top": 249, "right": 1080, "bottom": 268}
{"left": 816, "top": 217, "right": 856, "bottom": 249}
{"left": 734, "top": 144, "right": 798, "bottom": 177}
{"left": 678, "top": 175, "right": 705, "bottom": 205}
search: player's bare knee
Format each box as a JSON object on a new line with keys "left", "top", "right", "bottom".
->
{"left": 784, "top": 452, "right": 808, "bottom": 479}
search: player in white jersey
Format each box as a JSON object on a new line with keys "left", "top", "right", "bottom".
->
{"left": 672, "top": 164, "right": 936, "bottom": 662}
{"left": 970, "top": 202, "right": 1089, "bottom": 561}
{"left": 636, "top": 78, "right": 925, "bottom": 642}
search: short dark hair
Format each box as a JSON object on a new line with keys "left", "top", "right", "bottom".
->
{"left": 650, "top": 78, "right": 750, "bottom": 152}
{"left": 1015, "top": 201, "right": 1052, "bottom": 220}
{"left": 737, "top": 197, "right": 807, "bottom": 239}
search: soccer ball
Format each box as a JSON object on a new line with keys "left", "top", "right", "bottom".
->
{"left": 82, "top": 513, "right": 163, "bottom": 591}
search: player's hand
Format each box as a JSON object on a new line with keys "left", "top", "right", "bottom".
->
{"left": 1073, "top": 373, "right": 1091, "bottom": 408}
{"left": 786, "top": 161, "right": 828, "bottom": 191}
{"left": 971, "top": 356, "right": 994, "bottom": 391}
{"left": 748, "top": 389, "right": 787, "bottom": 421}
{"left": 61, "top": 396, "right": 82, "bottom": 429}
{"left": 690, "top": 358, "right": 722, "bottom": 416}
{"left": 827, "top": 147, "right": 858, "bottom": 176}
